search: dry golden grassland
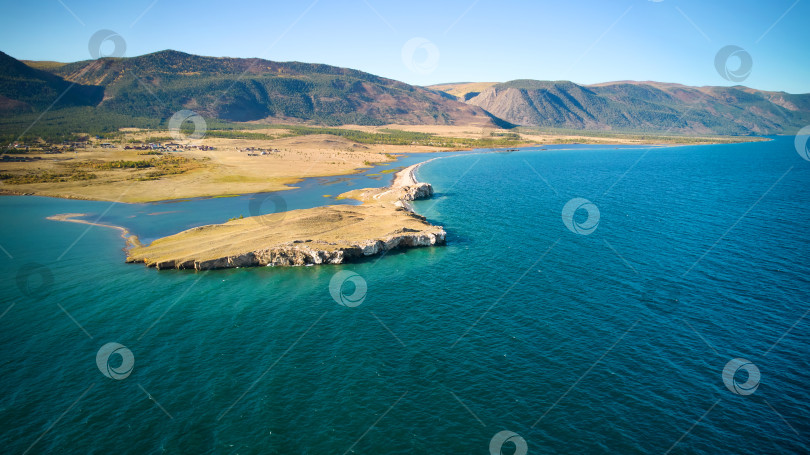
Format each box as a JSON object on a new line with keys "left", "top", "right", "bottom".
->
{"left": 1, "top": 130, "right": 432, "bottom": 202}
{"left": 125, "top": 202, "right": 443, "bottom": 266}
{"left": 1, "top": 124, "right": 758, "bottom": 202}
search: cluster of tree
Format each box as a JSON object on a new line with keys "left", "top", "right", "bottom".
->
{"left": 0, "top": 107, "right": 161, "bottom": 143}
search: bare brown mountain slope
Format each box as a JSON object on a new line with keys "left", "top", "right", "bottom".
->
{"left": 432, "top": 80, "right": 810, "bottom": 135}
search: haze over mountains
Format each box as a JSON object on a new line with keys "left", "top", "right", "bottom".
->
{"left": 2, "top": 49, "right": 809, "bottom": 136}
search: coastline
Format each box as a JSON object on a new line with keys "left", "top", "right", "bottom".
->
{"left": 0, "top": 135, "right": 766, "bottom": 204}
{"left": 33, "top": 136, "right": 769, "bottom": 270}
{"left": 123, "top": 161, "right": 445, "bottom": 270}
{"left": 336, "top": 158, "right": 437, "bottom": 205}
{"left": 392, "top": 158, "right": 436, "bottom": 187}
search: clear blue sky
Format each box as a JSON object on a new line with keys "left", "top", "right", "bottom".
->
{"left": 1, "top": 0, "right": 808, "bottom": 93}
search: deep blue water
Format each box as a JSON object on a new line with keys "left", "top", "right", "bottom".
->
{"left": 1, "top": 137, "right": 809, "bottom": 454}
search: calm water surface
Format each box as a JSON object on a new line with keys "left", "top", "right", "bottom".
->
{"left": 1, "top": 138, "right": 808, "bottom": 454}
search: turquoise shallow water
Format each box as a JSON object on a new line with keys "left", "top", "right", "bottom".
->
{"left": 1, "top": 138, "right": 809, "bottom": 454}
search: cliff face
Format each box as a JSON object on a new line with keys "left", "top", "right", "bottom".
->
{"left": 143, "top": 229, "right": 446, "bottom": 270}
{"left": 401, "top": 182, "right": 434, "bottom": 201}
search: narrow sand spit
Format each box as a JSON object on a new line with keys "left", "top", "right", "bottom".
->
{"left": 47, "top": 213, "right": 142, "bottom": 249}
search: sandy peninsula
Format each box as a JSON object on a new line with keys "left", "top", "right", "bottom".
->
{"left": 124, "top": 162, "right": 445, "bottom": 270}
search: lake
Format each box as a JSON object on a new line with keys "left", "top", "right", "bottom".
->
{"left": 1, "top": 137, "right": 808, "bottom": 454}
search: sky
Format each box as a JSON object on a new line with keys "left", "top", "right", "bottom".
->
{"left": 1, "top": 0, "right": 808, "bottom": 93}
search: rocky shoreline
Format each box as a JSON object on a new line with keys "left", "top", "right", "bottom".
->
{"left": 140, "top": 226, "right": 445, "bottom": 270}
{"left": 124, "top": 161, "right": 446, "bottom": 270}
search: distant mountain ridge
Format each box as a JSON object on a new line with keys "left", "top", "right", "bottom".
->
{"left": 0, "top": 50, "right": 494, "bottom": 127}
{"left": 3, "top": 49, "right": 809, "bottom": 136}
{"left": 432, "top": 80, "right": 810, "bottom": 135}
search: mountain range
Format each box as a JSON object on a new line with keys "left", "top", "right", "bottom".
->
{"left": 432, "top": 80, "right": 810, "bottom": 135}
{"left": 2, "top": 50, "right": 494, "bottom": 127}
{"left": 2, "top": 49, "right": 809, "bottom": 136}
